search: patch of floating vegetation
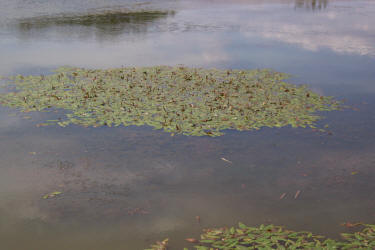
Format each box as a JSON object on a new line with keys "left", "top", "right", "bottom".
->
{"left": 0, "top": 66, "right": 341, "bottom": 136}
{"left": 146, "top": 222, "right": 375, "bottom": 249}
{"left": 16, "top": 10, "right": 175, "bottom": 28}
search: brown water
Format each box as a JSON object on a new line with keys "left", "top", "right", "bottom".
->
{"left": 0, "top": 0, "right": 375, "bottom": 249}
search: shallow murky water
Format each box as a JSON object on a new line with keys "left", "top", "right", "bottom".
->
{"left": 0, "top": 0, "right": 375, "bottom": 249}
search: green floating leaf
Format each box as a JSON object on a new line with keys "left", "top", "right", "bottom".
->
{"left": 42, "top": 191, "right": 62, "bottom": 199}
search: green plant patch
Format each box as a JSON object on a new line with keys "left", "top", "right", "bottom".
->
{"left": 0, "top": 66, "right": 341, "bottom": 136}
{"left": 146, "top": 222, "right": 375, "bottom": 249}
{"left": 15, "top": 10, "right": 175, "bottom": 31}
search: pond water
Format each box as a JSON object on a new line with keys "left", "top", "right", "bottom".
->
{"left": 0, "top": 0, "right": 375, "bottom": 249}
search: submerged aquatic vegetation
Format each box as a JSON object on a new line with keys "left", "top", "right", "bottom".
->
{"left": 0, "top": 66, "right": 341, "bottom": 136}
{"left": 15, "top": 10, "right": 175, "bottom": 38}
{"left": 16, "top": 10, "right": 174, "bottom": 28}
{"left": 146, "top": 222, "right": 375, "bottom": 249}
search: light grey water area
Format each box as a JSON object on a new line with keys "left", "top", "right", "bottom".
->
{"left": 0, "top": 0, "right": 375, "bottom": 249}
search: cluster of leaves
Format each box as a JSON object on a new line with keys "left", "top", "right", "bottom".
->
{"left": 146, "top": 223, "right": 375, "bottom": 249}
{"left": 0, "top": 66, "right": 341, "bottom": 136}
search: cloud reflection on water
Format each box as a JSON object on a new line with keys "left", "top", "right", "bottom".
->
{"left": 0, "top": 0, "right": 373, "bottom": 70}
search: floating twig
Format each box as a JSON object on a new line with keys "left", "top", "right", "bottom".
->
{"left": 294, "top": 190, "right": 301, "bottom": 199}
{"left": 221, "top": 157, "right": 232, "bottom": 164}
{"left": 279, "top": 192, "right": 287, "bottom": 200}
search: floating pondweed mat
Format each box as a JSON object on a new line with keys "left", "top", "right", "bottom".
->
{"left": 0, "top": 66, "right": 341, "bottom": 136}
{"left": 147, "top": 222, "right": 375, "bottom": 249}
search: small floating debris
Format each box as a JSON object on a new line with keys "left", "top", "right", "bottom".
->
{"left": 341, "top": 222, "right": 363, "bottom": 228}
{"left": 36, "top": 123, "right": 50, "bottom": 127}
{"left": 145, "top": 238, "right": 168, "bottom": 250}
{"left": 294, "top": 190, "right": 301, "bottom": 199}
{"left": 279, "top": 192, "right": 287, "bottom": 200}
{"left": 185, "top": 238, "right": 198, "bottom": 243}
{"left": 42, "top": 191, "right": 62, "bottom": 199}
{"left": 221, "top": 157, "right": 232, "bottom": 164}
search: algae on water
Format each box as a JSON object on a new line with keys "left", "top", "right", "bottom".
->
{"left": 0, "top": 66, "right": 341, "bottom": 136}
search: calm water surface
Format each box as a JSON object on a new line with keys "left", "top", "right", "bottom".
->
{"left": 0, "top": 0, "right": 375, "bottom": 249}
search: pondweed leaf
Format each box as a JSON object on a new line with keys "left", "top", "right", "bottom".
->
{"left": 42, "top": 191, "right": 62, "bottom": 199}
